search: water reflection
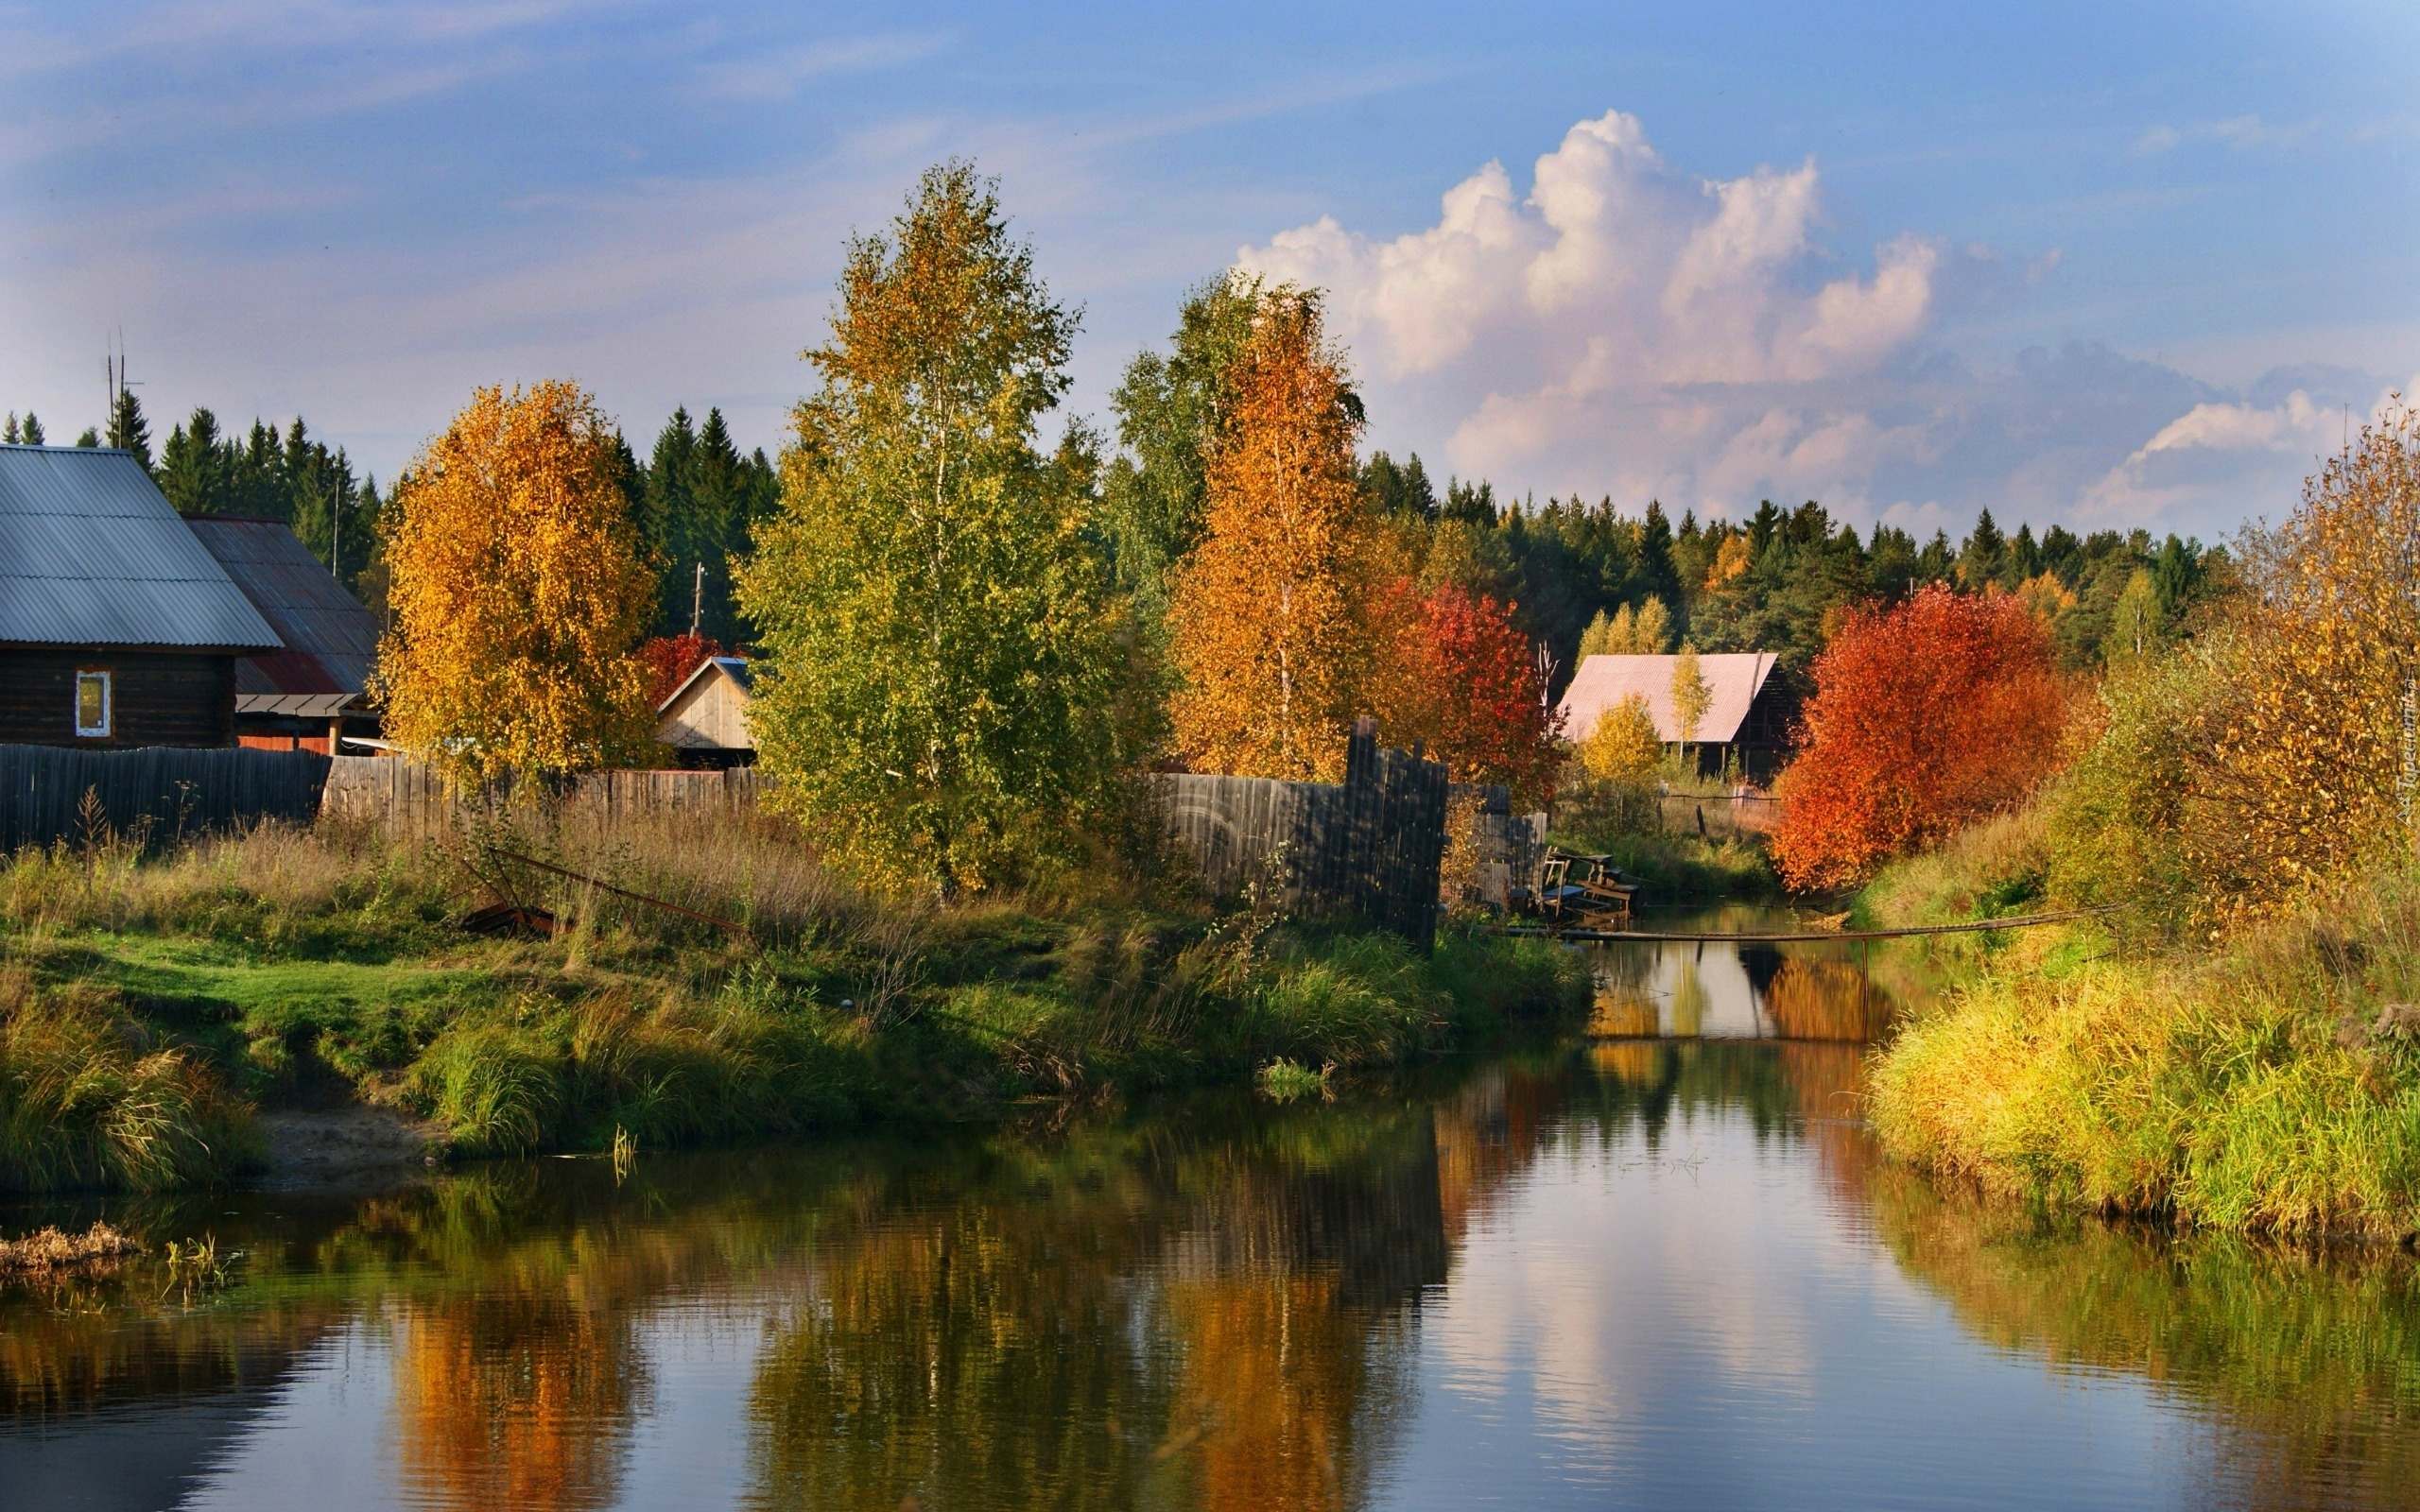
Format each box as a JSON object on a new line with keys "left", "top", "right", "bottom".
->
{"left": 0, "top": 1045, "right": 2412, "bottom": 1510}
{"left": 1586, "top": 906, "right": 1908, "bottom": 1040}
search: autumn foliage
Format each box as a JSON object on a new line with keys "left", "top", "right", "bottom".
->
{"left": 1365, "top": 576, "right": 1559, "bottom": 804}
{"left": 1773, "top": 586, "right": 2069, "bottom": 889}
{"left": 1167, "top": 293, "right": 1371, "bottom": 782}
{"left": 639, "top": 634, "right": 728, "bottom": 708}
{"left": 374, "top": 381, "right": 658, "bottom": 779}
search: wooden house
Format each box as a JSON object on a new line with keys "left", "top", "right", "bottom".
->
{"left": 0, "top": 445, "right": 281, "bottom": 747}
{"left": 1556, "top": 651, "right": 1795, "bottom": 777}
{"left": 655, "top": 656, "right": 755, "bottom": 767}
{"left": 184, "top": 516, "right": 383, "bottom": 754}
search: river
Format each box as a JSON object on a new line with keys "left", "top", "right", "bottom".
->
{"left": 3, "top": 927, "right": 2414, "bottom": 1510}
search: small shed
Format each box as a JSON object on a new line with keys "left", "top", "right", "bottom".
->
{"left": 655, "top": 657, "right": 754, "bottom": 767}
{"left": 183, "top": 516, "right": 382, "bottom": 754}
{"left": 0, "top": 445, "right": 281, "bottom": 747}
{"left": 1557, "top": 652, "right": 1793, "bottom": 776}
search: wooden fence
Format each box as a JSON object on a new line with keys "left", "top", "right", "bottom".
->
{"left": 1446, "top": 783, "right": 1547, "bottom": 910}
{"left": 1151, "top": 719, "right": 1449, "bottom": 950}
{"left": 321, "top": 756, "right": 762, "bottom": 834}
{"left": 0, "top": 743, "right": 330, "bottom": 852}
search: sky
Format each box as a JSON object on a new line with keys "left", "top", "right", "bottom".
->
{"left": 2, "top": 0, "right": 2415, "bottom": 542}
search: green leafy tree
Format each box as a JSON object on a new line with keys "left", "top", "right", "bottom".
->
{"left": 740, "top": 161, "right": 1129, "bottom": 892}
{"left": 1102, "top": 272, "right": 1263, "bottom": 606}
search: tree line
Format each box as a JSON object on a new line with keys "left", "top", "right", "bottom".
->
{"left": 9, "top": 384, "right": 773, "bottom": 647}
{"left": 26, "top": 160, "right": 2239, "bottom": 898}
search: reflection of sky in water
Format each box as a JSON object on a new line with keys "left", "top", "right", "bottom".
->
{"left": 3, "top": 1042, "right": 2405, "bottom": 1512}
{"left": 1380, "top": 1106, "right": 2188, "bottom": 1510}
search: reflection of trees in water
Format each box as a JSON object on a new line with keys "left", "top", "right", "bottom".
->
{"left": 1760, "top": 957, "right": 1896, "bottom": 1041}
{"left": 1862, "top": 1162, "right": 2420, "bottom": 1511}
{"left": 392, "top": 1296, "right": 644, "bottom": 1512}
{"left": 741, "top": 1105, "right": 1445, "bottom": 1512}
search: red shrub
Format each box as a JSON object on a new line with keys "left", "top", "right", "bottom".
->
{"left": 1773, "top": 587, "right": 2068, "bottom": 890}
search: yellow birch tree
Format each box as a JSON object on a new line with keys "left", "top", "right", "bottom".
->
{"left": 373, "top": 382, "right": 656, "bottom": 780}
{"left": 1167, "top": 292, "right": 1371, "bottom": 781}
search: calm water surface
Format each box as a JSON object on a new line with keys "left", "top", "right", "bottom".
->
{"left": 5, "top": 943, "right": 2416, "bottom": 1510}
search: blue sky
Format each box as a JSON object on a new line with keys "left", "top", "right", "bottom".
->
{"left": 2, "top": 1, "right": 2414, "bottom": 541}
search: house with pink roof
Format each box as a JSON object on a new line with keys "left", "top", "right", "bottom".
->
{"left": 1555, "top": 651, "right": 1796, "bottom": 777}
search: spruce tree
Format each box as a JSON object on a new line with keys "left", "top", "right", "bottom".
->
{"left": 107, "top": 389, "right": 152, "bottom": 472}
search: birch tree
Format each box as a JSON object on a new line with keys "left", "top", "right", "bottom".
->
{"left": 739, "top": 163, "right": 1126, "bottom": 891}
{"left": 1167, "top": 292, "right": 1371, "bottom": 781}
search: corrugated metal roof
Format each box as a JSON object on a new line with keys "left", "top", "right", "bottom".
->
{"left": 0, "top": 446, "right": 282, "bottom": 649}
{"left": 183, "top": 516, "right": 379, "bottom": 698}
{"left": 1557, "top": 652, "right": 1780, "bottom": 745}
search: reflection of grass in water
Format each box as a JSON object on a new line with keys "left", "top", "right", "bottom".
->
{"left": 1866, "top": 1162, "right": 2420, "bottom": 1508}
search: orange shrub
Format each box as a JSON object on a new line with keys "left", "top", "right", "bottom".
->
{"left": 1773, "top": 586, "right": 2068, "bottom": 890}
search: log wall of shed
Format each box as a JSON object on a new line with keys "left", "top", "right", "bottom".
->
{"left": 0, "top": 649, "right": 234, "bottom": 748}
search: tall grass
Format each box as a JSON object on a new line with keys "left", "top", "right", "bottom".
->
{"left": 1869, "top": 868, "right": 2420, "bottom": 1239}
{"left": 0, "top": 802, "right": 1591, "bottom": 1189}
{"left": 0, "top": 971, "right": 258, "bottom": 1192}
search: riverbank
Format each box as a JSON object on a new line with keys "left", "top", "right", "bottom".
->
{"left": 0, "top": 812, "right": 1591, "bottom": 1193}
{"left": 1858, "top": 812, "right": 2420, "bottom": 1241}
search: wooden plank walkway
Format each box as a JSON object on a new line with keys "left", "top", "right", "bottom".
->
{"left": 1491, "top": 906, "right": 2117, "bottom": 945}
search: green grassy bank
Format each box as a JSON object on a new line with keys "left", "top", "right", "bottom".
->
{"left": 1858, "top": 811, "right": 2420, "bottom": 1241}
{"left": 0, "top": 810, "right": 1590, "bottom": 1193}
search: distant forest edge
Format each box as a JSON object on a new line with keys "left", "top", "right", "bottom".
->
{"left": 4, "top": 386, "right": 2220, "bottom": 702}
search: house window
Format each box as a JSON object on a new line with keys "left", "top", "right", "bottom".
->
{"left": 75, "top": 670, "right": 112, "bottom": 738}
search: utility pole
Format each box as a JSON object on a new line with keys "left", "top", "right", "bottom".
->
{"left": 691, "top": 562, "right": 704, "bottom": 640}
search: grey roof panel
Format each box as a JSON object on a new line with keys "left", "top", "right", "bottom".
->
{"left": 183, "top": 517, "right": 381, "bottom": 692}
{"left": 0, "top": 446, "right": 282, "bottom": 649}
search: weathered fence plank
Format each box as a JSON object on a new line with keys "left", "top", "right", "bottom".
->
{"left": 0, "top": 743, "right": 330, "bottom": 852}
{"left": 321, "top": 756, "right": 763, "bottom": 834}
{"left": 1149, "top": 720, "right": 1449, "bottom": 950}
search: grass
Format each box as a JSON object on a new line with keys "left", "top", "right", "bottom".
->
{"left": 0, "top": 807, "right": 1593, "bottom": 1191}
{"left": 1863, "top": 825, "right": 2420, "bottom": 1241}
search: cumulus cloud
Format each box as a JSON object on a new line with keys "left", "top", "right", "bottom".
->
{"left": 2081, "top": 377, "right": 2416, "bottom": 524}
{"left": 1235, "top": 110, "right": 2389, "bottom": 539}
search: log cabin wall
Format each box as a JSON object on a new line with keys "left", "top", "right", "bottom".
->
{"left": 0, "top": 649, "right": 236, "bottom": 748}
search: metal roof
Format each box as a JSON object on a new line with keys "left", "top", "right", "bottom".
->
{"left": 1557, "top": 652, "right": 1780, "bottom": 745}
{"left": 183, "top": 516, "right": 379, "bottom": 701}
{"left": 0, "top": 445, "right": 282, "bottom": 650}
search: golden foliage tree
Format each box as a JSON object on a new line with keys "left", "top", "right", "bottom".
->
{"left": 2163, "top": 400, "right": 2420, "bottom": 909}
{"left": 1577, "top": 596, "right": 1671, "bottom": 660}
{"left": 1579, "top": 694, "right": 1662, "bottom": 783}
{"left": 1669, "top": 642, "right": 1712, "bottom": 747}
{"left": 374, "top": 382, "right": 656, "bottom": 779}
{"left": 1167, "top": 292, "right": 1371, "bottom": 782}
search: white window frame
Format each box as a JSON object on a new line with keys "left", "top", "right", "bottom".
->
{"left": 75, "top": 669, "right": 112, "bottom": 739}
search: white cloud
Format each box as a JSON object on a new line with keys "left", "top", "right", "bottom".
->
{"left": 2134, "top": 113, "right": 2317, "bottom": 155}
{"left": 2080, "top": 379, "right": 2414, "bottom": 524}
{"left": 1234, "top": 109, "right": 2395, "bottom": 538}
